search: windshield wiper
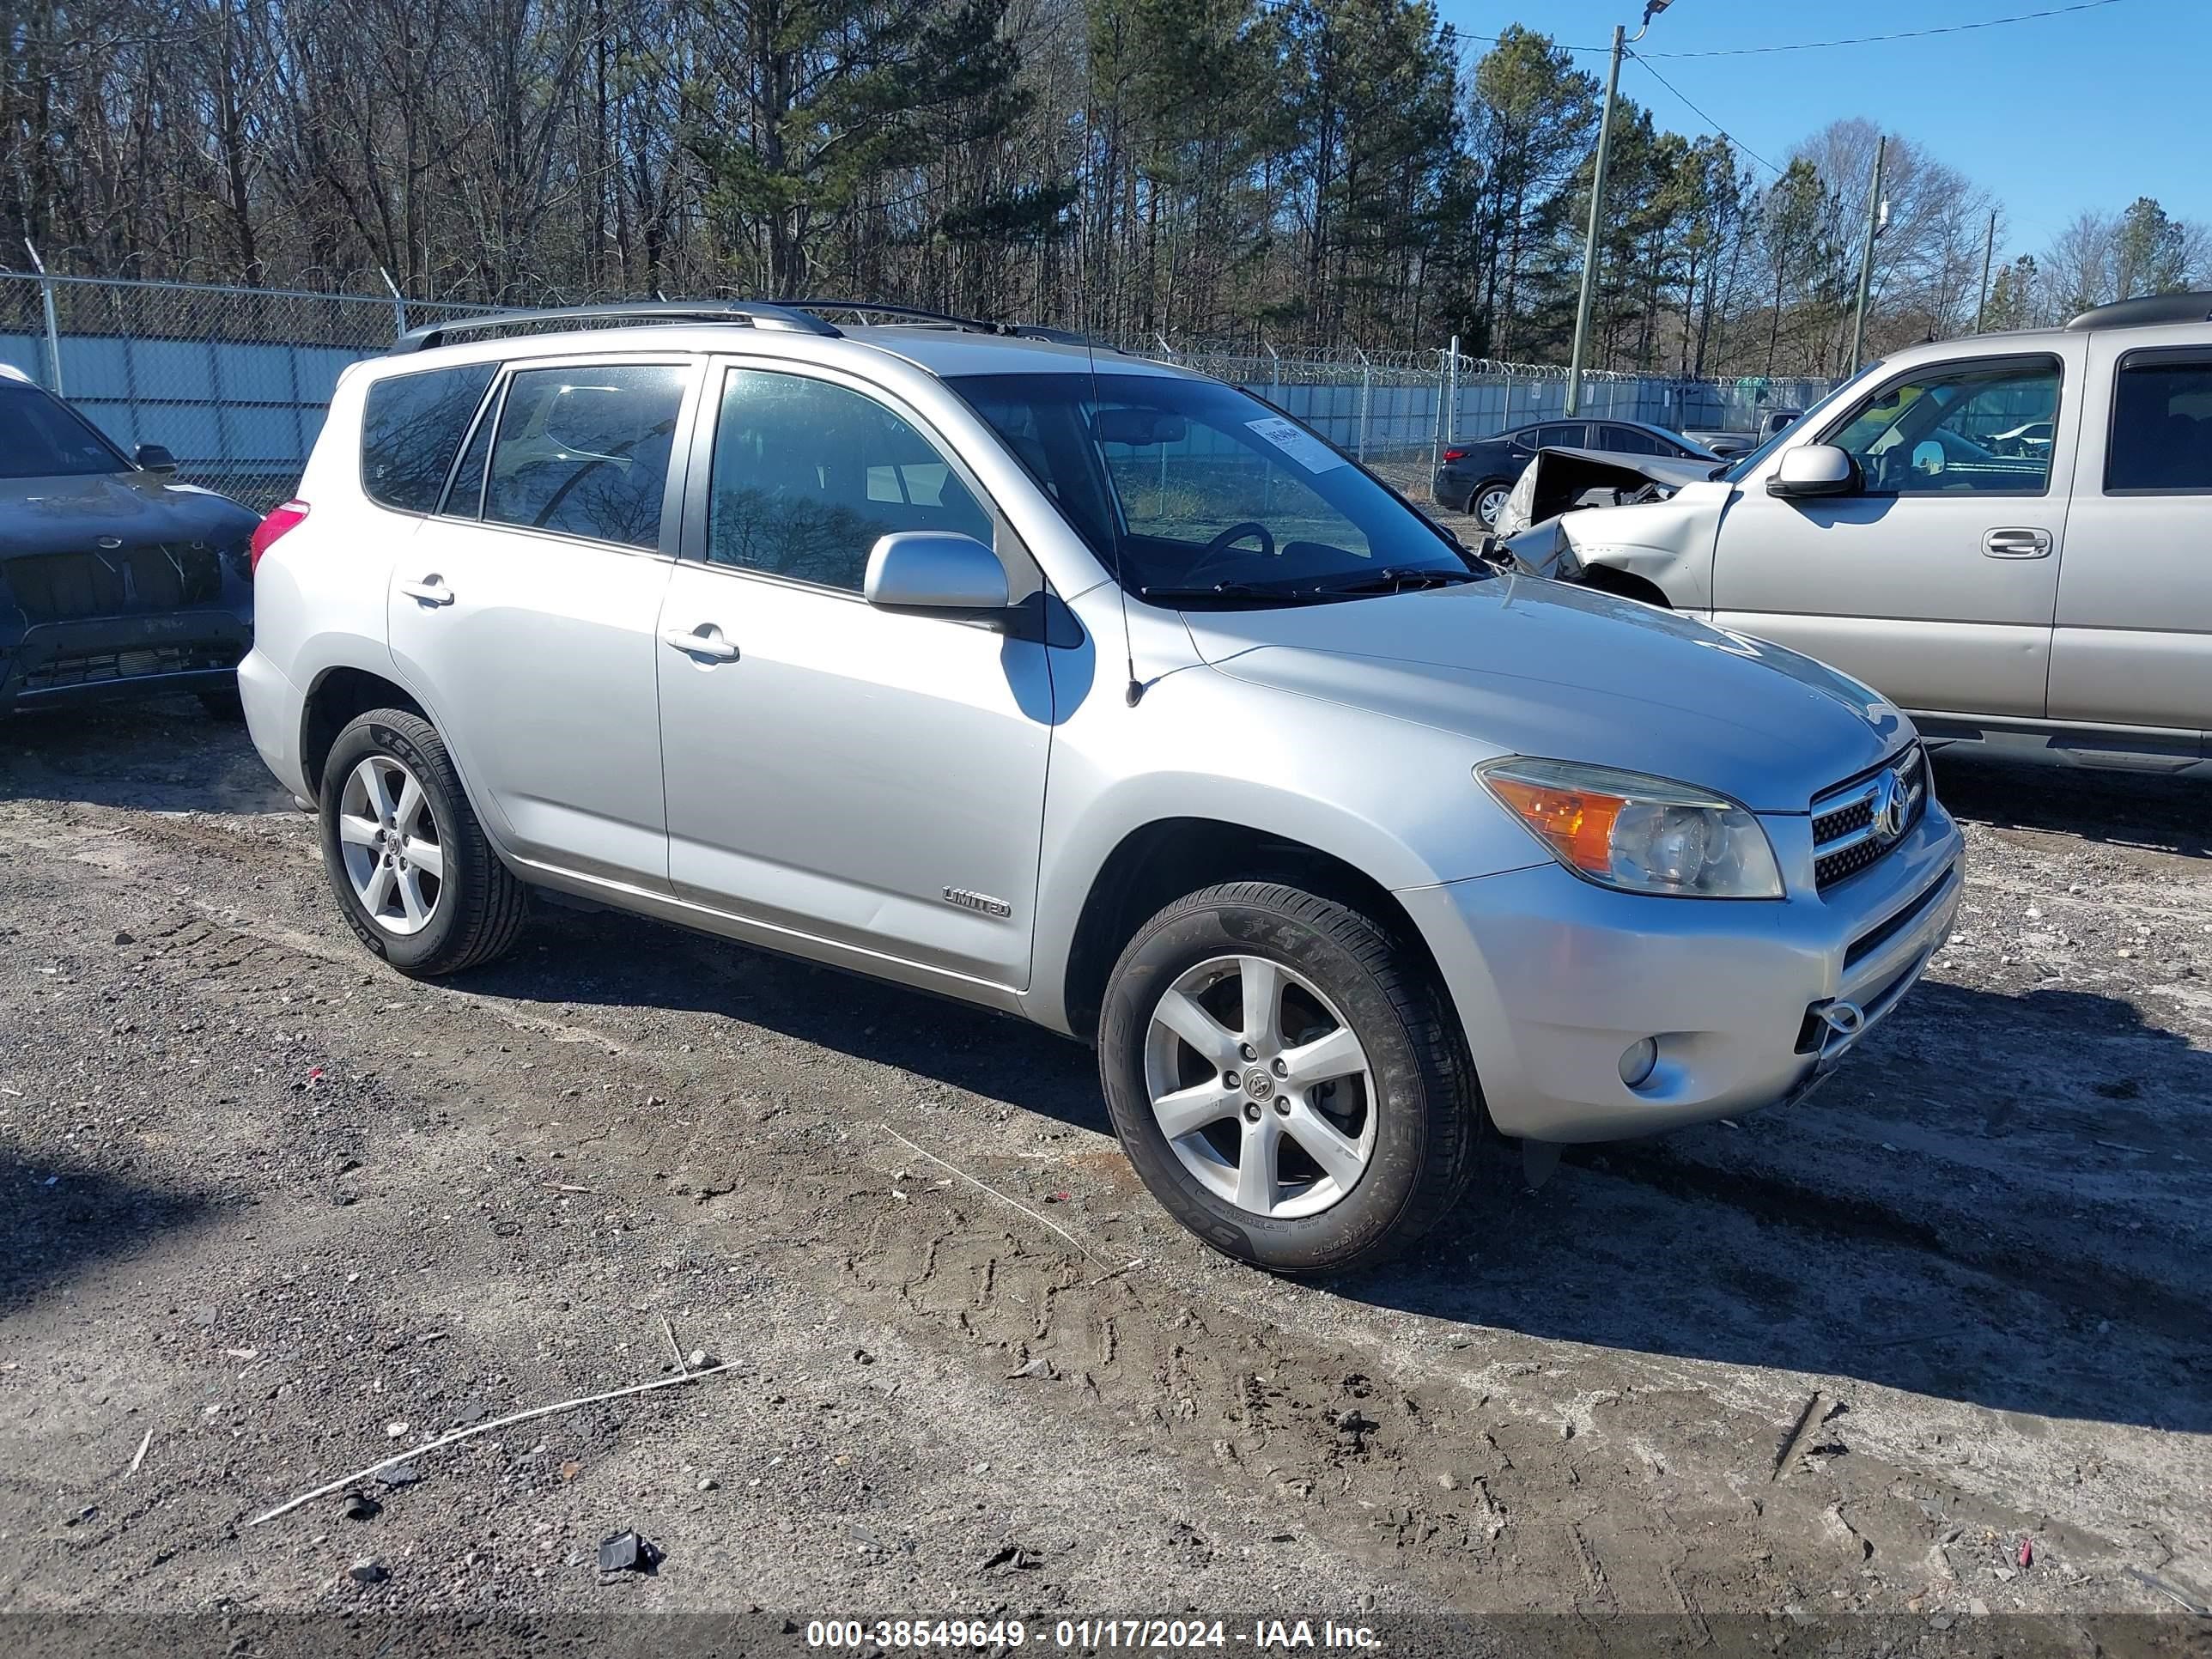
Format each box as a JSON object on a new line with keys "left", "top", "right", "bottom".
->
{"left": 1136, "top": 580, "right": 1322, "bottom": 605}
{"left": 1312, "top": 566, "right": 1481, "bottom": 597}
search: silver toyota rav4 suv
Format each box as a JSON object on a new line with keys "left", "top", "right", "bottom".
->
{"left": 239, "top": 301, "right": 1963, "bottom": 1274}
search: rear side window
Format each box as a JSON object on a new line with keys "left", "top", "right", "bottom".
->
{"left": 1600, "top": 425, "right": 1663, "bottom": 455}
{"left": 2107, "top": 353, "right": 2212, "bottom": 494}
{"left": 1534, "top": 422, "right": 1585, "bottom": 448}
{"left": 361, "top": 363, "right": 497, "bottom": 513}
{"left": 484, "top": 364, "right": 688, "bottom": 550}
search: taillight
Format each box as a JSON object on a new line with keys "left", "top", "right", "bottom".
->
{"left": 1442, "top": 448, "right": 1467, "bottom": 462}
{"left": 250, "top": 499, "right": 310, "bottom": 573}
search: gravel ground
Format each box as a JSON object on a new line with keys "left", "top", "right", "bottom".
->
{"left": 2, "top": 698, "right": 2209, "bottom": 1654}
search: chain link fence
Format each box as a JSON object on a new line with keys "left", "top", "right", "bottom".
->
{"left": 4, "top": 269, "right": 1836, "bottom": 511}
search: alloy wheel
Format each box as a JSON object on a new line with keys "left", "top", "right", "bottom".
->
{"left": 336, "top": 755, "right": 444, "bottom": 936}
{"left": 1474, "top": 484, "right": 1510, "bottom": 527}
{"left": 1142, "top": 953, "right": 1376, "bottom": 1219}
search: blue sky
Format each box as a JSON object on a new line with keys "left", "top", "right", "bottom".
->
{"left": 1437, "top": 1, "right": 2210, "bottom": 255}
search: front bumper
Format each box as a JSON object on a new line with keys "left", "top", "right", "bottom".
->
{"left": 0, "top": 609, "right": 252, "bottom": 714}
{"left": 1400, "top": 800, "right": 1963, "bottom": 1143}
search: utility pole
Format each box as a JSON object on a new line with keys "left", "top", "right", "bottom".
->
{"left": 1848, "top": 135, "right": 1887, "bottom": 374}
{"left": 1973, "top": 210, "right": 1997, "bottom": 333}
{"left": 1565, "top": 3, "right": 1668, "bottom": 416}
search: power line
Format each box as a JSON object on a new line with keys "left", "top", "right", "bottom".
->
{"left": 1638, "top": 0, "right": 2129, "bottom": 58}
{"left": 1462, "top": 0, "right": 2129, "bottom": 60}
{"left": 1626, "top": 50, "right": 1782, "bottom": 175}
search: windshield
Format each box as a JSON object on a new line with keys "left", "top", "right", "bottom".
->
{"left": 1717, "top": 367, "right": 1882, "bottom": 484}
{"left": 949, "top": 371, "right": 1480, "bottom": 605}
{"left": 0, "top": 380, "right": 130, "bottom": 479}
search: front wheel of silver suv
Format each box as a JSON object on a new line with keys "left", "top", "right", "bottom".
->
{"left": 1098, "top": 881, "right": 1483, "bottom": 1274}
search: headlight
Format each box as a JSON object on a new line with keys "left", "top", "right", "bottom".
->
{"left": 1477, "top": 757, "right": 1783, "bottom": 899}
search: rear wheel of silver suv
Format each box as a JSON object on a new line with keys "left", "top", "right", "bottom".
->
{"left": 1098, "top": 881, "right": 1482, "bottom": 1274}
{"left": 318, "top": 708, "right": 527, "bottom": 976}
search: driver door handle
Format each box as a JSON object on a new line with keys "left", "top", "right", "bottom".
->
{"left": 1983, "top": 527, "right": 2051, "bottom": 559}
{"left": 399, "top": 575, "right": 455, "bottom": 605}
{"left": 661, "top": 625, "right": 739, "bottom": 662}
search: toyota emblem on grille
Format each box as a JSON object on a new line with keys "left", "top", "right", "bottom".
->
{"left": 1869, "top": 769, "right": 1909, "bottom": 846}
{"left": 96, "top": 536, "right": 124, "bottom": 550}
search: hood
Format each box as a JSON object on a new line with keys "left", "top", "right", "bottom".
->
{"left": 1182, "top": 575, "right": 1910, "bottom": 814}
{"left": 0, "top": 471, "right": 260, "bottom": 559}
{"left": 1494, "top": 445, "right": 1719, "bottom": 538}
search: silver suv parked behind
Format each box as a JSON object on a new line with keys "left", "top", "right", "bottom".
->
{"left": 239, "top": 301, "right": 1962, "bottom": 1273}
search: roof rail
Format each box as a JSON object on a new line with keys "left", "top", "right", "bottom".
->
{"left": 392, "top": 300, "right": 841, "bottom": 354}
{"left": 793, "top": 299, "right": 1102, "bottom": 347}
{"left": 2064, "top": 292, "right": 2212, "bottom": 332}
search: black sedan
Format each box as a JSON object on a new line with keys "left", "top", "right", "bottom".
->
{"left": 1, "top": 368, "right": 259, "bottom": 717}
{"left": 1433, "top": 417, "right": 1720, "bottom": 528}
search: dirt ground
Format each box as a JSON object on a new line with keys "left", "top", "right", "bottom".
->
{"left": 3, "top": 697, "right": 2209, "bottom": 1654}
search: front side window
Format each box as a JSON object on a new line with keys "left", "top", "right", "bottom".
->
{"left": 0, "top": 381, "right": 128, "bottom": 479}
{"left": 704, "top": 368, "right": 993, "bottom": 592}
{"left": 1826, "top": 359, "right": 2060, "bottom": 495}
{"left": 951, "top": 372, "right": 1474, "bottom": 604}
{"left": 2107, "top": 354, "right": 2212, "bottom": 493}
{"left": 484, "top": 364, "right": 686, "bottom": 549}
{"left": 362, "top": 362, "right": 496, "bottom": 513}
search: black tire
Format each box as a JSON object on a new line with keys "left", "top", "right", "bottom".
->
{"left": 197, "top": 683, "right": 245, "bottom": 720}
{"left": 317, "top": 707, "right": 527, "bottom": 976}
{"left": 1098, "top": 881, "right": 1482, "bottom": 1275}
{"left": 1468, "top": 478, "right": 1513, "bottom": 528}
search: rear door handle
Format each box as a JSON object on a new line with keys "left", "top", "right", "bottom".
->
{"left": 661, "top": 624, "right": 739, "bottom": 662}
{"left": 1982, "top": 528, "right": 2051, "bottom": 559}
{"left": 399, "top": 576, "right": 455, "bottom": 605}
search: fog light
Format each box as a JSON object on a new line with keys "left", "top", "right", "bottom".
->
{"left": 1618, "top": 1037, "right": 1659, "bottom": 1089}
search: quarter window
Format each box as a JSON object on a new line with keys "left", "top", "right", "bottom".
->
{"left": 704, "top": 368, "right": 993, "bottom": 592}
{"left": 483, "top": 364, "right": 687, "bottom": 550}
{"left": 2107, "top": 355, "right": 2212, "bottom": 493}
{"left": 361, "top": 362, "right": 497, "bottom": 513}
{"left": 1826, "top": 360, "right": 2060, "bottom": 494}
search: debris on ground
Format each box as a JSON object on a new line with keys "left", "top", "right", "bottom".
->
{"left": 598, "top": 1529, "right": 660, "bottom": 1575}
{"left": 981, "top": 1542, "right": 1041, "bottom": 1574}
{"left": 376, "top": 1462, "right": 419, "bottom": 1490}
{"left": 347, "top": 1558, "right": 386, "bottom": 1584}
{"left": 341, "top": 1490, "right": 380, "bottom": 1522}
{"left": 1006, "top": 1354, "right": 1054, "bottom": 1380}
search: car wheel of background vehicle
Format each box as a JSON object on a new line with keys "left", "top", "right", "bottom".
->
{"left": 197, "top": 684, "right": 245, "bottom": 720}
{"left": 1098, "top": 880, "right": 1481, "bottom": 1275}
{"left": 317, "top": 707, "right": 526, "bottom": 976}
{"left": 1472, "top": 482, "right": 1512, "bottom": 529}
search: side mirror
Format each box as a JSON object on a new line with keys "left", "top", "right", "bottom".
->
{"left": 864, "top": 532, "right": 1012, "bottom": 623}
{"left": 1766, "top": 443, "right": 1857, "bottom": 500}
{"left": 135, "top": 443, "right": 178, "bottom": 474}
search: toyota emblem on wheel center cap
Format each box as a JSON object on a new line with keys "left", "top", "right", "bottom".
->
{"left": 1243, "top": 1067, "right": 1275, "bottom": 1101}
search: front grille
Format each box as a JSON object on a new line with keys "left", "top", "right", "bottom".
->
{"left": 4, "top": 544, "right": 225, "bottom": 623}
{"left": 20, "top": 644, "right": 237, "bottom": 692}
{"left": 1812, "top": 744, "right": 1927, "bottom": 891}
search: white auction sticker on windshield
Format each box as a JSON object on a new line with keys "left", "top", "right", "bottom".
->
{"left": 1245, "top": 416, "right": 1347, "bottom": 475}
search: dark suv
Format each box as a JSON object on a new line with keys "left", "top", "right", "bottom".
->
{"left": 0, "top": 366, "right": 258, "bottom": 717}
{"left": 1434, "top": 418, "right": 1719, "bottom": 528}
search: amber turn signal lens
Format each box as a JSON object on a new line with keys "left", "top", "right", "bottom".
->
{"left": 1485, "top": 775, "right": 1623, "bottom": 876}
